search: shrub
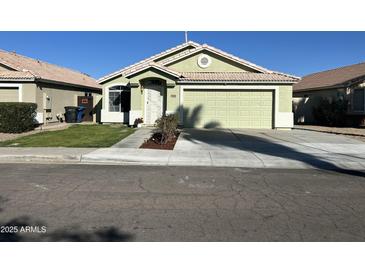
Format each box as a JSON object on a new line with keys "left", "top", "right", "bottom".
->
{"left": 155, "top": 114, "right": 179, "bottom": 144}
{"left": 312, "top": 97, "right": 348, "bottom": 126}
{"left": 0, "top": 103, "right": 37, "bottom": 133}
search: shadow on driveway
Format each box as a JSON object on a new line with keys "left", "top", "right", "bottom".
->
{"left": 180, "top": 128, "right": 365, "bottom": 178}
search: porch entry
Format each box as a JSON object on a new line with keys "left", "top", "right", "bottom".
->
{"left": 144, "top": 80, "right": 165, "bottom": 125}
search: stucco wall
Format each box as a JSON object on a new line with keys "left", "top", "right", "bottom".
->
{"left": 167, "top": 51, "right": 258, "bottom": 72}
{"left": 22, "top": 83, "right": 37, "bottom": 103}
{"left": 166, "top": 85, "right": 180, "bottom": 114}
{"left": 36, "top": 83, "right": 99, "bottom": 123}
{"left": 278, "top": 86, "right": 292, "bottom": 112}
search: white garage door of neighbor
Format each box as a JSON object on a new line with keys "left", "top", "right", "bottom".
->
{"left": 183, "top": 89, "right": 273, "bottom": 128}
{"left": 0, "top": 87, "right": 19, "bottom": 102}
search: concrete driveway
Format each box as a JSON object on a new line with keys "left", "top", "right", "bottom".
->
{"left": 79, "top": 128, "right": 365, "bottom": 170}
{"left": 173, "top": 128, "right": 365, "bottom": 169}
{"left": 174, "top": 128, "right": 364, "bottom": 151}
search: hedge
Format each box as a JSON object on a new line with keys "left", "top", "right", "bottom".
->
{"left": 0, "top": 102, "right": 38, "bottom": 133}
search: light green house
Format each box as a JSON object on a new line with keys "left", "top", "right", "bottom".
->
{"left": 98, "top": 41, "right": 299, "bottom": 129}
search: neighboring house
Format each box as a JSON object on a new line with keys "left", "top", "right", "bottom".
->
{"left": 0, "top": 49, "right": 102, "bottom": 124}
{"left": 98, "top": 41, "right": 299, "bottom": 129}
{"left": 293, "top": 62, "right": 365, "bottom": 126}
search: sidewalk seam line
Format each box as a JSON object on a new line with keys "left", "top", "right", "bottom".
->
{"left": 208, "top": 151, "right": 213, "bottom": 166}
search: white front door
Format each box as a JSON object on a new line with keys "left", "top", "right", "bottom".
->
{"left": 145, "top": 84, "right": 163, "bottom": 125}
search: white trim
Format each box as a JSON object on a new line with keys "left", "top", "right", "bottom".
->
{"left": 100, "top": 82, "right": 130, "bottom": 123}
{"left": 165, "top": 110, "right": 176, "bottom": 115}
{"left": 124, "top": 64, "right": 181, "bottom": 78}
{"left": 178, "top": 80, "right": 297, "bottom": 84}
{"left": 179, "top": 85, "right": 293, "bottom": 129}
{"left": 0, "top": 83, "right": 22, "bottom": 102}
{"left": 103, "top": 82, "right": 128, "bottom": 112}
{"left": 101, "top": 109, "right": 126, "bottom": 123}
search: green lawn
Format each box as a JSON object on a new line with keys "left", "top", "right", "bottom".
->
{"left": 0, "top": 124, "right": 135, "bottom": 148}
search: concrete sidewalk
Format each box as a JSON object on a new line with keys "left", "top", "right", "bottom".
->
{"left": 112, "top": 127, "right": 154, "bottom": 148}
{"left": 0, "top": 146, "right": 365, "bottom": 170}
{"left": 80, "top": 147, "right": 365, "bottom": 170}
{"left": 0, "top": 147, "right": 95, "bottom": 163}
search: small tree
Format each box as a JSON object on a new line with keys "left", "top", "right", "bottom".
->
{"left": 312, "top": 97, "right": 348, "bottom": 126}
{"left": 155, "top": 114, "right": 179, "bottom": 144}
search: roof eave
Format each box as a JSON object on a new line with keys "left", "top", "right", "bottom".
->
{"left": 177, "top": 80, "right": 298, "bottom": 84}
{"left": 293, "top": 84, "right": 346, "bottom": 93}
{"left": 0, "top": 78, "right": 35, "bottom": 82}
{"left": 124, "top": 65, "right": 181, "bottom": 78}
{"left": 37, "top": 78, "right": 102, "bottom": 91}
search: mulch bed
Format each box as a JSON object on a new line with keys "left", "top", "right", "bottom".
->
{"left": 140, "top": 132, "right": 180, "bottom": 150}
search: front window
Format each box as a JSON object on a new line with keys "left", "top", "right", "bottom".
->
{"left": 108, "top": 85, "right": 131, "bottom": 112}
{"left": 109, "top": 91, "right": 121, "bottom": 112}
{"left": 352, "top": 88, "right": 365, "bottom": 112}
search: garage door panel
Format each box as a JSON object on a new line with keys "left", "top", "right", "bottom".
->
{"left": 184, "top": 89, "right": 273, "bottom": 129}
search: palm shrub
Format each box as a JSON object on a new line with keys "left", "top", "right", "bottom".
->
{"left": 0, "top": 102, "right": 37, "bottom": 133}
{"left": 155, "top": 114, "right": 179, "bottom": 144}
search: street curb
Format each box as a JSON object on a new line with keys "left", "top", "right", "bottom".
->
{"left": 0, "top": 152, "right": 365, "bottom": 171}
{"left": 0, "top": 154, "right": 81, "bottom": 163}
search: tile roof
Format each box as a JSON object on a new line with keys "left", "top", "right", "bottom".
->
{"left": 98, "top": 41, "right": 299, "bottom": 83}
{"left": 0, "top": 49, "right": 101, "bottom": 89}
{"left": 0, "top": 70, "right": 36, "bottom": 80}
{"left": 98, "top": 41, "right": 200, "bottom": 83}
{"left": 294, "top": 62, "right": 365, "bottom": 92}
{"left": 179, "top": 72, "right": 299, "bottom": 83}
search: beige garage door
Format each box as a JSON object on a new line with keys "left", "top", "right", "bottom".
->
{"left": 183, "top": 89, "right": 273, "bottom": 128}
{"left": 0, "top": 87, "right": 19, "bottom": 102}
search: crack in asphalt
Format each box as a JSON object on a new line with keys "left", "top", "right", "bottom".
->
{"left": 1, "top": 164, "right": 365, "bottom": 241}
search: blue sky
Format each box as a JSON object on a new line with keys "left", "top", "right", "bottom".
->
{"left": 0, "top": 31, "right": 364, "bottom": 79}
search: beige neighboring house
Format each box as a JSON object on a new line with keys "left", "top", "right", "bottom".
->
{"left": 99, "top": 41, "right": 299, "bottom": 129}
{"left": 293, "top": 62, "right": 365, "bottom": 126}
{"left": 0, "top": 49, "right": 102, "bottom": 124}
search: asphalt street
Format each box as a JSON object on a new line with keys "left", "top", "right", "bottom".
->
{"left": 0, "top": 163, "right": 364, "bottom": 241}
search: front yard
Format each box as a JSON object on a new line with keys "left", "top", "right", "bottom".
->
{"left": 0, "top": 124, "right": 135, "bottom": 148}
